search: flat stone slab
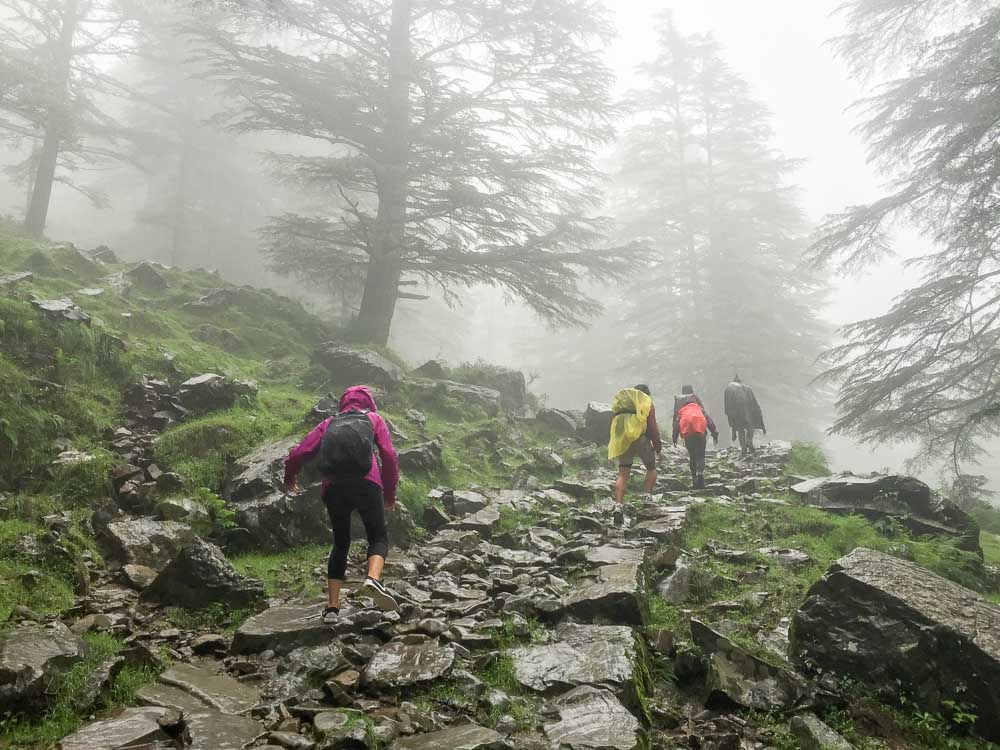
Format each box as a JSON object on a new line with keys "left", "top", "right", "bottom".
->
{"left": 59, "top": 706, "right": 178, "bottom": 750}
{"left": 512, "top": 624, "right": 638, "bottom": 705}
{"left": 390, "top": 723, "right": 508, "bottom": 749}
{"left": 157, "top": 661, "right": 259, "bottom": 714}
{"left": 543, "top": 685, "right": 642, "bottom": 750}
{"left": 449, "top": 508, "right": 501, "bottom": 539}
{"left": 792, "top": 548, "right": 1000, "bottom": 741}
{"left": 362, "top": 639, "right": 456, "bottom": 690}
{"left": 561, "top": 561, "right": 644, "bottom": 625}
{"left": 136, "top": 681, "right": 264, "bottom": 750}
{"left": 230, "top": 598, "right": 336, "bottom": 656}
{"left": 100, "top": 517, "right": 196, "bottom": 571}
{"left": 584, "top": 546, "right": 645, "bottom": 566}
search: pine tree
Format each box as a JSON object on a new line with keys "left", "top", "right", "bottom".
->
{"left": 810, "top": 0, "right": 1000, "bottom": 470}
{"left": 196, "top": 0, "right": 639, "bottom": 345}
{"left": 0, "top": 0, "right": 137, "bottom": 235}
{"left": 612, "top": 16, "right": 828, "bottom": 437}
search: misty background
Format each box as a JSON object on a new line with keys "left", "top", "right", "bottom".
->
{"left": 1, "top": 0, "right": 995, "bottom": 493}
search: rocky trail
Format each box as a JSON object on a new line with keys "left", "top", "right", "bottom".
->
{"left": 6, "top": 428, "right": 1000, "bottom": 750}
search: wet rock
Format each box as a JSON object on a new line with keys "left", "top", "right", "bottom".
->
{"left": 409, "top": 378, "right": 502, "bottom": 415}
{"left": 581, "top": 402, "right": 612, "bottom": 444}
{"left": 122, "top": 563, "right": 158, "bottom": 589}
{"left": 792, "top": 474, "right": 981, "bottom": 552}
{"left": 227, "top": 437, "right": 299, "bottom": 503}
{"left": 231, "top": 599, "right": 338, "bottom": 656}
{"left": 99, "top": 516, "right": 197, "bottom": 571}
{"left": 448, "top": 490, "right": 489, "bottom": 516}
{"left": 141, "top": 538, "right": 265, "bottom": 610}
{"left": 452, "top": 365, "right": 527, "bottom": 409}
{"left": 177, "top": 373, "right": 257, "bottom": 413}
{"left": 543, "top": 685, "right": 642, "bottom": 750}
{"left": 156, "top": 496, "right": 209, "bottom": 525}
{"left": 191, "top": 634, "right": 228, "bottom": 656}
{"left": 450, "top": 508, "right": 501, "bottom": 540}
{"left": 126, "top": 262, "right": 169, "bottom": 291}
{"left": 398, "top": 439, "right": 444, "bottom": 473}
{"left": 0, "top": 621, "right": 85, "bottom": 712}
{"left": 59, "top": 706, "right": 178, "bottom": 750}
{"left": 535, "top": 408, "right": 581, "bottom": 436}
{"left": 657, "top": 555, "right": 693, "bottom": 605}
{"left": 411, "top": 360, "right": 447, "bottom": 379}
{"left": 312, "top": 709, "right": 368, "bottom": 745}
{"left": 789, "top": 713, "right": 854, "bottom": 750}
{"left": 233, "top": 491, "right": 331, "bottom": 551}
{"left": 561, "top": 561, "right": 644, "bottom": 625}
{"left": 390, "top": 723, "right": 508, "bottom": 750}
{"left": 0, "top": 271, "right": 33, "bottom": 287}
{"left": 423, "top": 504, "right": 452, "bottom": 532}
{"left": 791, "top": 547, "right": 1000, "bottom": 742}
{"left": 151, "top": 661, "right": 260, "bottom": 714}
{"left": 30, "top": 296, "right": 91, "bottom": 324}
{"left": 137, "top": 679, "right": 264, "bottom": 750}
{"left": 512, "top": 624, "right": 639, "bottom": 707}
{"left": 692, "top": 619, "right": 810, "bottom": 711}
{"left": 757, "top": 547, "right": 810, "bottom": 568}
{"left": 268, "top": 731, "right": 316, "bottom": 750}
{"left": 264, "top": 642, "right": 348, "bottom": 702}
{"left": 313, "top": 345, "right": 404, "bottom": 388}
{"left": 362, "top": 639, "right": 456, "bottom": 690}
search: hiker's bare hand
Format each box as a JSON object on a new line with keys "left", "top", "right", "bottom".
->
{"left": 284, "top": 480, "right": 301, "bottom": 495}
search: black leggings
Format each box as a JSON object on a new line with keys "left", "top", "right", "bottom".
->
{"left": 324, "top": 478, "right": 389, "bottom": 580}
{"left": 684, "top": 433, "right": 707, "bottom": 479}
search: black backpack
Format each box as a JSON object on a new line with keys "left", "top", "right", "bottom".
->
{"left": 317, "top": 410, "right": 375, "bottom": 478}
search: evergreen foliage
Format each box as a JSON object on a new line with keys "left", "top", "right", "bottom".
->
{"left": 195, "top": 0, "right": 643, "bottom": 345}
{"left": 811, "top": 0, "right": 1000, "bottom": 473}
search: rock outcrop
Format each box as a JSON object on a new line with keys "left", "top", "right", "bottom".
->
{"left": 141, "top": 538, "right": 265, "bottom": 610}
{"left": 313, "top": 345, "right": 404, "bottom": 388}
{"left": 0, "top": 622, "right": 85, "bottom": 712}
{"left": 581, "top": 402, "right": 612, "bottom": 444}
{"left": 791, "top": 548, "right": 1000, "bottom": 742}
{"left": 791, "top": 474, "right": 981, "bottom": 553}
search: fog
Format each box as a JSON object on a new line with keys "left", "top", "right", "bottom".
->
{"left": 1, "top": 0, "right": 996, "bottom": 495}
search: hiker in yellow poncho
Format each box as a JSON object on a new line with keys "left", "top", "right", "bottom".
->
{"left": 609, "top": 384, "right": 662, "bottom": 527}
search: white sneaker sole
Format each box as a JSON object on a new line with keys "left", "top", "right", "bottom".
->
{"left": 363, "top": 580, "right": 399, "bottom": 611}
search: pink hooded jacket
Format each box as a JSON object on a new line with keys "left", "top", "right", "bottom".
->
{"left": 283, "top": 385, "right": 399, "bottom": 507}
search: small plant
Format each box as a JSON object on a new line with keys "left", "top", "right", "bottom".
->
{"left": 785, "top": 441, "right": 830, "bottom": 477}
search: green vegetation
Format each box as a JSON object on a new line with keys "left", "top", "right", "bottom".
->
{"left": 232, "top": 544, "right": 328, "bottom": 598}
{"left": 647, "top": 499, "right": 991, "bottom": 655}
{"left": 0, "top": 633, "right": 159, "bottom": 748}
{"left": 785, "top": 441, "right": 830, "bottom": 477}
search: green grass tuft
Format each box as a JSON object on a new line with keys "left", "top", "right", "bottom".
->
{"left": 785, "top": 441, "right": 830, "bottom": 477}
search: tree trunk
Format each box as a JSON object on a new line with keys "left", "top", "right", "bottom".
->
{"left": 354, "top": 0, "right": 411, "bottom": 346}
{"left": 24, "top": 0, "right": 79, "bottom": 237}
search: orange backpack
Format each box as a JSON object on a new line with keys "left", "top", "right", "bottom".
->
{"left": 678, "top": 402, "right": 707, "bottom": 438}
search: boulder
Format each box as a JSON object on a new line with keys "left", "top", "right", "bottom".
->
{"left": 561, "top": 561, "right": 644, "bottom": 626}
{"left": 0, "top": 622, "right": 85, "bottom": 712}
{"left": 58, "top": 706, "right": 177, "bottom": 750}
{"left": 30, "top": 297, "right": 90, "bottom": 325}
{"left": 411, "top": 360, "right": 447, "bottom": 379}
{"left": 511, "top": 624, "right": 640, "bottom": 708}
{"left": 233, "top": 490, "right": 331, "bottom": 551}
{"left": 227, "top": 437, "right": 299, "bottom": 503}
{"left": 789, "top": 713, "right": 854, "bottom": 750}
{"left": 390, "top": 724, "right": 508, "bottom": 750}
{"left": 581, "top": 402, "right": 612, "bottom": 444}
{"left": 398, "top": 439, "right": 444, "bottom": 473}
{"left": 409, "top": 378, "right": 502, "bottom": 415}
{"left": 0, "top": 271, "right": 33, "bottom": 287}
{"left": 152, "top": 661, "right": 260, "bottom": 715}
{"left": 263, "top": 643, "right": 349, "bottom": 703}
{"left": 231, "top": 599, "right": 338, "bottom": 656}
{"left": 141, "top": 538, "right": 265, "bottom": 610}
{"left": 98, "top": 516, "right": 197, "bottom": 571}
{"left": 449, "top": 508, "right": 501, "bottom": 540}
{"left": 790, "top": 548, "right": 1000, "bottom": 742}
{"left": 177, "top": 373, "right": 257, "bottom": 413}
{"left": 125, "top": 262, "right": 169, "bottom": 291}
{"left": 362, "top": 640, "right": 456, "bottom": 690}
{"left": 691, "top": 619, "right": 810, "bottom": 711}
{"left": 543, "top": 685, "right": 642, "bottom": 750}
{"left": 156, "top": 496, "right": 209, "bottom": 525}
{"left": 791, "top": 474, "right": 981, "bottom": 552}
{"left": 535, "top": 408, "right": 581, "bottom": 436}
{"left": 451, "top": 365, "right": 527, "bottom": 409}
{"left": 313, "top": 345, "right": 404, "bottom": 388}
{"left": 305, "top": 394, "right": 340, "bottom": 424}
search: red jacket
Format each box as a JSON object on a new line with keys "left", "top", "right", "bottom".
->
{"left": 283, "top": 386, "right": 399, "bottom": 507}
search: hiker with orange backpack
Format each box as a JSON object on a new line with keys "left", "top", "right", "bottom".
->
{"left": 672, "top": 385, "right": 719, "bottom": 489}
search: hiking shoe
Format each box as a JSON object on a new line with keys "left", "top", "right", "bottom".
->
{"left": 642, "top": 492, "right": 654, "bottom": 504}
{"left": 363, "top": 577, "right": 398, "bottom": 611}
{"left": 612, "top": 504, "right": 625, "bottom": 527}
{"left": 322, "top": 606, "right": 339, "bottom": 625}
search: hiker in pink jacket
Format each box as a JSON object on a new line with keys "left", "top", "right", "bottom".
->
{"left": 284, "top": 385, "right": 399, "bottom": 623}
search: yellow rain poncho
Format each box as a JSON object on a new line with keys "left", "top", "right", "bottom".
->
{"left": 607, "top": 388, "right": 653, "bottom": 460}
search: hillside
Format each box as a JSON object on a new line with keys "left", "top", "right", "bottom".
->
{"left": 1, "top": 228, "right": 1000, "bottom": 750}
